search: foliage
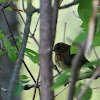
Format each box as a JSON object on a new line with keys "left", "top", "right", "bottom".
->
{"left": 14, "top": 75, "right": 30, "bottom": 95}
{"left": 0, "top": 29, "right": 39, "bottom": 95}
{"left": 51, "top": 0, "right": 100, "bottom": 99}
{"left": 0, "top": 0, "right": 100, "bottom": 99}
{"left": 51, "top": 69, "right": 71, "bottom": 89}
{"left": 0, "top": 31, "right": 39, "bottom": 64}
{"left": 75, "top": 83, "right": 92, "bottom": 100}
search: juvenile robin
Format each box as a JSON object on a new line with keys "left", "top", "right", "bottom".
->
{"left": 53, "top": 42, "right": 94, "bottom": 70}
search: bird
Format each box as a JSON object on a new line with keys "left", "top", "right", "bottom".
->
{"left": 53, "top": 42, "right": 94, "bottom": 70}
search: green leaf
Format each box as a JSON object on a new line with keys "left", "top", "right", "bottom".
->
{"left": 78, "top": 0, "right": 92, "bottom": 29}
{"left": 51, "top": 69, "right": 71, "bottom": 89}
{"left": 75, "top": 83, "right": 82, "bottom": 98}
{"left": 25, "top": 48, "right": 39, "bottom": 56}
{"left": 70, "top": 45, "right": 78, "bottom": 54}
{"left": 16, "top": 42, "right": 22, "bottom": 49}
{"left": 93, "top": 33, "right": 100, "bottom": 47}
{"left": 20, "top": 75, "right": 29, "bottom": 79}
{"left": 75, "top": 83, "right": 92, "bottom": 100}
{"left": 0, "top": 33, "right": 4, "bottom": 39}
{"left": 8, "top": 50, "right": 17, "bottom": 62}
{"left": 81, "top": 87, "right": 92, "bottom": 100}
{"left": 59, "top": 0, "right": 62, "bottom": 4}
{"left": 14, "top": 84, "right": 24, "bottom": 95}
{"left": 0, "top": 50, "right": 7, "bottom": 55}
{"left": 3, "top": 39, "right": 11, "bottom": 49}
{"left": 74, "top": 32, "right": 87, "bottom": 43}
{"left": 0, "top": 30, "right": 4, "bottom": 39}
{"left": 5, "top": 7, "right": 12, "bottom": 11}
{"left": 9, "top": 36, "right": 22, "bottom": 40}
{"left": 26, "top": 52, "right": 39, "bottom": 65}
{"left": 96, "top": 14, "right": 100, "bottom": 32}
{"left": 25, "top": 48, "right": 39, "bottom": 65}
{"left": 21, "top": 80, "right": 30, "bottom": 84}
{"left": 79, "top": 70, "right": 93, "bottom": 79}
{"left": 84, "top": 59, "right": 100, "bottom": 67}
{"left": 15, "top": 36, "right": 22, "bottom": 40}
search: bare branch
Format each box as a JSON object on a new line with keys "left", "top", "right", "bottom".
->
{"left": 85, "top": 0, "right": 100, "bottom": 54}
{"left": 13, "top": 3, "right": 40, "bottom": 47}
{"left": 32, "top": 69, "right": 41, "bottom": 100}
{"left": 55, "top": 85, "right": 69, "bottom": 97}
{"left": 59, "top": 0, "right": 79, "bottom": 9}
{"left": 63, "top": 22, "right": 67, "bottom": 43}
{"left": 30, "top": 16, "right": 40, "bottom": 37}
{"left": 52, "top": 0, "right": 59, "bottom": 45}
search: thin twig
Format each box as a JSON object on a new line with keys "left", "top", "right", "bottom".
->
{"left": 2, "top": 10, "right": 19, "bottom": 50}
{"left": 52, "top": 0, "right": 61, "bottom": 74}
{"left": 55, "top": 85, "right": 69, "bottom": 97}
{"left": 63, "top": 22, "right": 67, "bottom": 43}
{"left": 14, "top": 3, "right": 26, "bottom": 24}
{"left": 22, "top": 71, "right": 100, "bottom": 90}
{"left": 7, "top": 1, "right": 34, "bottom": 99}
{"left": 65, "top": 72, "right": 100, "bottom": 86}
{"left": 77, "top": 66, "right": 100, "bottom": 100}
{"left": 33, "top": 69, "right": 41, "bottom": 100}
{"left": 93, "top": 48, "right": 99, "bottom": 60}
{"left": 2, "top": 9, "right": 36, "bottom": 83}
{"left": 30, "top": 16, "right": 40, "bottom": 37}
{"left": 73, "top": 11, "right": 80, "bottom": 18}
{"left": 85, "top": 0, "right": 99, "bottom": 54}
{"left": 14, "top": 3, "right": 40, "bottom": 47}
{"left": 23, "top": 70, "right": 100, "bottom": 91}
{"left": 59, "top": 0, "right": 79, "bottom": 9}
{"left": 92, "top": 87, "right": 100, "bottom": 89}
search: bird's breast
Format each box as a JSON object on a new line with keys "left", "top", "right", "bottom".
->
{"left": 55, "top": 54, "right": 70, "bottom": 70}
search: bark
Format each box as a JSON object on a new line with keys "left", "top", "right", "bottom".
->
{"left": 40, "top": 0, "right": 54, "bottom": 100}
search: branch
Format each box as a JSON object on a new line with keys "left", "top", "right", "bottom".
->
{"left": 55, "top": 85, "right": 69, "bottom": 97}
{"left": 52, "top": 0, "right": 59, "bottom": 45}
{"left": 85, "top": 0, "right": 100, "bottom": 54}
{"left": 32, "top": 69, "right": 41, "bottom": 100}
{"left": 13, "top": 3, "right": 40, "bottom": 47}
{"left": 0, "top": 2, "right": 11, "bottom": 10}
{"left": 30, "top": 16, "right": 40, "bottom": 37}
{"left": 77, "top": 66, "right": 100, "bottom": 100}
{"left": 67, "top": 43, "right": 85, "bottom": 100}
{"left": 2, "top": 7, "right": 36, "bottom": 83}
{"left": 0, "top": 0, "right": 79, "bottom": 13}
{"left": 59, "top": 0, "right": 79, "bottom": 9}
{"left": 23, "top": 71, "right": 100, "bottom": 90}
{"left": 7, "top": 1, "right": 34, "bottom": 100}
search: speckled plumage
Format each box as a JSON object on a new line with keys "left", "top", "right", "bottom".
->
{"left": 53, "top": 42, "right": 91, "bottom": 70}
